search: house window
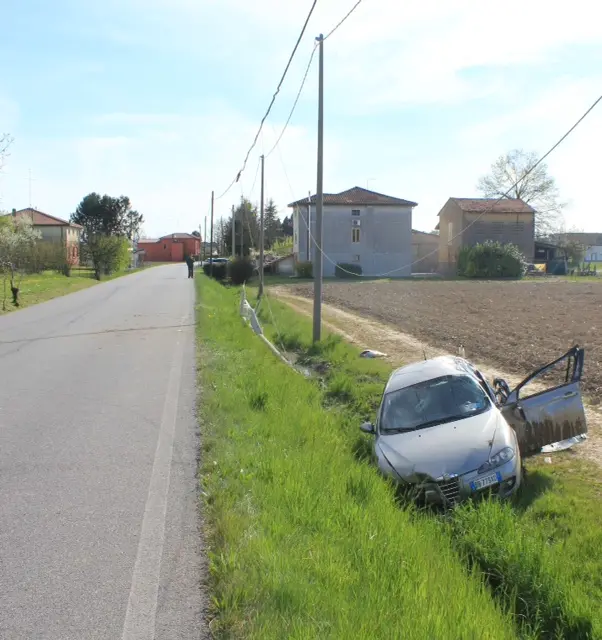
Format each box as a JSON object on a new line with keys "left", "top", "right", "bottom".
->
{"left": 353, "top": 254, "right": 360, "bottom": 262}
{"left": 352, "top": 228, "right": 361, "bottom": 243}
{"left": 351, "top": 209, "right": 360, "bottom": 216}
{"left": 163, "top": 244, "right": 167, "bottom": 249}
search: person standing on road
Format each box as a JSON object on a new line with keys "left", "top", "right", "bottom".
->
{"left": 185, "top": 254, "right": 194, "bottom": 279}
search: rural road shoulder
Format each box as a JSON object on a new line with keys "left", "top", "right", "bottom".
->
{"left": 0, "top": 265, "right": 207, "bottom": 639}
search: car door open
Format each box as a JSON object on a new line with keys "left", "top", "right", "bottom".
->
{"left": 499, "top": 346, "right": 587, "bottom": 457}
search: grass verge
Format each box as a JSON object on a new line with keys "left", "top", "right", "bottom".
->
{"left": 197, "top": 277, "right": 520, "bottom": 639}
{"left": 253, "top": 285, "right": 602, "bottom": 639}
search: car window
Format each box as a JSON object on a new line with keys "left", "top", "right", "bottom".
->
{"left": 380, "top": 375, "right": 490, "bottom": 433}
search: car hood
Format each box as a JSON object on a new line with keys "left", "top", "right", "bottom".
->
{"left": 377, "top": 409, "right": 509, "bottom": 480}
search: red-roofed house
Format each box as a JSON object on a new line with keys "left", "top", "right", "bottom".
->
{"left": 436, "top": 197, "right": 536, "bottom": 273}
{"left": 289, "top": 186, "right": 417, "bottom": 277}
{"left": 9, "top": 208, "right": 83, "bottom": 264}
{"left": 138, "top": 233, "right": 201, "bottom": 262}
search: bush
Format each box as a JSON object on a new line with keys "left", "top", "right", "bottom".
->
{"left": 335, "top": 262, "right": 362, "bottom": 278}
{"left": 202, "top": 261, "right": 227, "bottom": 281}
{"left": 87, "top": 236, "right": 131, "bottom": 280}
{"left": 228, "top": 258, "right": 255, "bottom": 285}
{"left": 295, "top": 261, "right": 313, "bottom": 278}
{"left": 457, "top": 241, "right": 526, "bottom": 279}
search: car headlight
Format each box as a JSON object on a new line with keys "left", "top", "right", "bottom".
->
{"left": 478, "top": 447, "right": 515, "bottom": 474}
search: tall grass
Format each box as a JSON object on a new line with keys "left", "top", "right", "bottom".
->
{"left": 197, "top": 278, "right": 520, "bottom": 639}
{"left": 252, "top": 286, "right": 602, "bottom": 639}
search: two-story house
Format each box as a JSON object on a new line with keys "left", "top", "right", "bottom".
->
{"left": 436, "top": 198, "right": 535, "bottom": 274}
{"left": 10, "top": 208, "right": 83, "bottom": 264}
{"left": 289, "top": 187, "right": 417, "bottom": 278}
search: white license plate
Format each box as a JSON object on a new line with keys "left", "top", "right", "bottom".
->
{"left": 471, "top": 472, "right": 501, "bottom": 491}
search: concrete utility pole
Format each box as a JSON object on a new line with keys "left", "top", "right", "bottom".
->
{"left": 313, "top": 34, "right": 324, "bottom": 343}
{"left": 209, "top": 191, "right": 214, "bottom": 277}
{"left": 203, "top": 217, "right": 207, "bottom": 260}
{"left": 307, "top": 190, "right": 311, "bottom": 261}
{"left": 258, "top": 155, "right": 265, "bottom": 298}
{"left": 231, "top": 205, "right": 236, "bottom": 258}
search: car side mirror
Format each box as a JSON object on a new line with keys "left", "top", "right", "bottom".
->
{"left": 360, "top": 422, "right": 375, "bottom": 434}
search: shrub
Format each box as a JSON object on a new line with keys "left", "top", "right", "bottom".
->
{"left": 228, "top": 258, "right": 255, "bottom": 285}
{"left": 457, "top": 241, "right": 526, "bottom": 279}
{"left": 87, "top": 236, "right": 131, "bottom": 280}
{"left": 202, "top": 261, "right": 228, "bottom": 281}
{"left": 295, "top": 261, "right": 313, "bottom": 278}
{"left": 335, "top": 262, "right": 362, "bottom": 278}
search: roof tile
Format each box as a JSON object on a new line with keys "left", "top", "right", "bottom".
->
{"left": 288, "top": 186, "right": 417, "bottom": 208}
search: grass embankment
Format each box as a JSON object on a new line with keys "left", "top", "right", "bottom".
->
{"left": 197, "top": 277, "right": 520, "bottom": 639}
{"left": 253, "top": 285, "right": 602, "bottom": 639}
{"left": 0, "top": 266, "right": 151, "bottom": 315}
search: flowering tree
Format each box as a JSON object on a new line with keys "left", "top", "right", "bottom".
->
{"left": 0, "top": 216, "right": 41, "bottom": 309}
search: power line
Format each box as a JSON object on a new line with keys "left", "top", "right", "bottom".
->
{"left": 273, "top": 91, "right": 602, "bottom": 278}
{"left": 324, "top": 0, "right": 364, "bottom": 40}
{"left": 266, "top": 44, "right": 318, "bottom": 158}
{"left": 216, "top": 0, "right": 319, "bottom": 200}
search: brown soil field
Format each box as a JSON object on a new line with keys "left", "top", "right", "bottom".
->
{"left": 286, "top": 279, "right": 602, "bottom": 403}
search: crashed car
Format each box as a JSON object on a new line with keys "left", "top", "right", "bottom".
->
{"left": 360, "top": 346, "right": 587, "bottom": 506}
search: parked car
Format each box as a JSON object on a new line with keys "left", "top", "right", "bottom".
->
{"left": 360, "top": 346, "right": 586, "bottom": 507}
{"left": 200, "top": 257, "right": 229, "bottom": 267}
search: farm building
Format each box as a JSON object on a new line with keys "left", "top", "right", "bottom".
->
{"left": 138, "top": 233, "right": 201, "bottom": 262}
{"left": 436, "top": 198, "right": 535, "bottom": 274}
{"left": 289, "top": 186, "right": 417, "bottom": 278}
{"left": 411, "top": 230, "right": 439, "bottom": 273}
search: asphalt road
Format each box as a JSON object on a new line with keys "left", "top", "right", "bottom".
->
{"left": 0, "top": 265, "right": 207, "bottom": 639}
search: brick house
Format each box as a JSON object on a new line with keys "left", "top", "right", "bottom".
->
{"left": 436, "top": 198, "right": 535, "bottom": 274}
{"left": 137, "top": 233, "right": 201, "bottom": 262}
{"left": 9, "top": 208, "right": 82, "bottom": 265}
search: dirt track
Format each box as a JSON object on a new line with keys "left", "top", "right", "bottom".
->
{"left": 284, "top": 279, "right": 602, "bottom": 404}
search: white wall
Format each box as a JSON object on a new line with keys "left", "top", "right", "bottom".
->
{"left": 585, "top": 246, "right": 602, "bottom": 262}
{"left": 294, "top": 203, "right": 413, "bottom": 277}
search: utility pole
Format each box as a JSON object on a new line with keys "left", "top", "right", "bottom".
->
{"left": 258, "top": 155, "right": 265, "bottom": 298}
{"left": 203, "top": 216, "right": 207, "bottom": 260}
{"left": 307, "top": 190, "right": 311, "bottom": 262}
{"left": 313, "top": 34, "right": 324, "bottom": 343}
{"left": 209, "top": 191, "right": 214, "bottom": 277}
{"left": 231, "top": 206, "right": 236, "bottom": 258}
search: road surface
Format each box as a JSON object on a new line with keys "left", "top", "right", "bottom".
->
{"left": 0, "top": 265, "right": 207, "bottom": 639}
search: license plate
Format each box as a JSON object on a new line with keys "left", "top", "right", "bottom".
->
{"left": 470, "top": 472, "right": 502, "bottom": 491}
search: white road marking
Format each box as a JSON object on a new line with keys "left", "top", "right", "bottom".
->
{"left": 121, "top": 323, "right": 186, "bottom": 640}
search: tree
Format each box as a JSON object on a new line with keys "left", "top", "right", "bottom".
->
{"left": 71, "top": 193, "right": 144, "bottom": 240}
{"left": 0, "top": 216, "right": 41, "bottom": 309}
{"left": 0, "top": 133, "right": 13, "bottom": 173}
{"left": 263, "top": 199, "right": 281, "bottom": 248}
{"left": 477, "top": 149, "right": 565, "bottom": 237}
{"left": 223, "top": 198, "right": 260, "bottom": 256}
{"left": 281, "top": 215, "right": 293, "bottom": 238}
{"left": 191, "top": 230, "right": 201, "bottom": 238}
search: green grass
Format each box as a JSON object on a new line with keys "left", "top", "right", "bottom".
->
{"left": 0, "top": 266, "right": 152, "bottom": 315}
{"left": 197, "top": 277, "right": 522, "bottom": 639}
{"left": 249, "top": 285, "right": 602, "bottom": 639}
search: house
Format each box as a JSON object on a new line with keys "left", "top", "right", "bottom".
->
{"left": 550, "top": 232, "right": 602, "bottom": 263}
{"left": 266, "top": 253, "right": 295, "bottom": 276}
{"left": 411, "top": 230, "right": 439, "bottom": 273}
{"left": 138, "top": 233, "right": 201, "bottom": 262}
{"left": 436, "top": 198, "right": 535, "bottom": 274}
{"left": 584, "top": 246, "right": 602, "bottom": 263}
{"left": 289, "top": 187, "right": 417, "bottom": 278}
{"left": 534, "top": 239, "right": 559, "bottom": 263}
{"left": 9, "top": 208, "right": 82, "bottom": 265}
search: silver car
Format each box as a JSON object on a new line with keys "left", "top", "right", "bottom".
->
{"left": 360, "top": 346, "right": 587, "bottom": 507}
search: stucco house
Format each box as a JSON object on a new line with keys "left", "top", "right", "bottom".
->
{"left": 137, "top": 233, "right": 201, "bottom": 262}
{"left": 9, "top": 208, "right": 82, "bottom": 264}
{"left": 289, "top": 187, "right": 417, "bottom": 278}
{"left": 436, "top": 198, "right": 535, "bottom": 274}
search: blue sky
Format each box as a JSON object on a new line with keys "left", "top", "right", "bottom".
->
{"left": 1, "top": 0, "right": 601, "bottom": 238}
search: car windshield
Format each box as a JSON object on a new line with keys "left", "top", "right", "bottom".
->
{"left": 380, "top": 375, "right": 490, "bottom": 433}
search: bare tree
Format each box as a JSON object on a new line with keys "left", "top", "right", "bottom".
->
{"left": 477, "top": 149, "right": 565, "bottom": 237}
{"left": 0, "top": 134, "right": 14, "bottom": 172}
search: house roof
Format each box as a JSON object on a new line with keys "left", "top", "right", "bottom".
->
{"left": 445, "top": 198, "right": 535, "bottom": 214}
{"left": 159, "top": 232, "right": 198, "bottom": 240}
{"left": 11, "top": 208, "right": 83, "bottom": 229}
{"left": 288, "top": 186, "right": 417, "bottom": 208}
{"left": 412, "top": 229, "right": 438, "bottom": 236}
{"left": 266, "top": 253, "right": 294, "bottom": 264}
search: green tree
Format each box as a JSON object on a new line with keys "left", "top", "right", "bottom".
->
{"left": 71, "top": 193, "right": 144, "bottom": 240}
{"left": 223, "top": 198, "right": 259, "bottom": 256}
{"left": 477, "top": 149, "right": 565, "bottom": 237}
{"left": 263, "top": 199, "right": 281, "bottom": 248}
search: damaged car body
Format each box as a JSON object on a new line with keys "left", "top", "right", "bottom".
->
{"left": 360, "top": 346, "right": 587, "bottom": 507}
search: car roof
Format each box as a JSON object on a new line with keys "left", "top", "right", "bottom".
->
{"left": 384, "top": 356, "right": 477, "bottom": 394}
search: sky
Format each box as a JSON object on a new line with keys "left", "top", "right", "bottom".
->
{"left": 1, "top": 0, "right": 601, "bottom": 238}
